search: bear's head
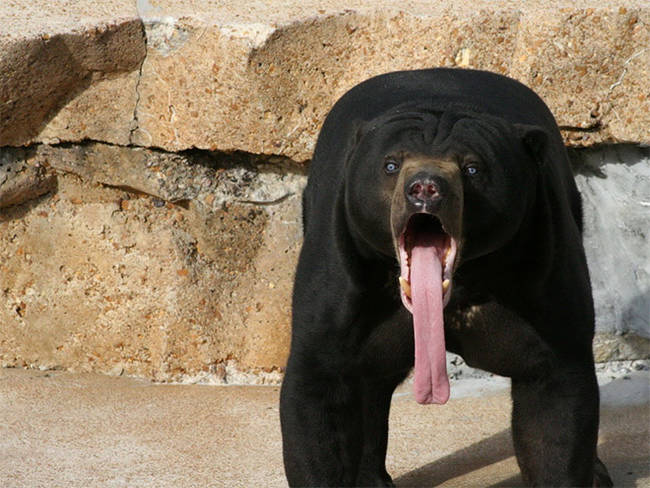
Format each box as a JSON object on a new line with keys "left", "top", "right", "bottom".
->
{"left": 343, "top": 106, "right": 547, "bottom": 311}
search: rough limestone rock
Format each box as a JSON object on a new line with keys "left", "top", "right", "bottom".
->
{"left": 0, "top": 151, "right": 56, "bottom": 208}
{"left": 0, "top": 145, "right": 305, "bottom": 381}
{"left": 0, "top": 1, "right": 648, "bottom": 380}
{"left": 0, "top": 0, "right": 144, "bottom": 146}
{"left": 1, "top": 1, "right": 648, "bottom": 159}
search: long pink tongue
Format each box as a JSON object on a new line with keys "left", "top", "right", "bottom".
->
{"left": 410, "top": 239, "right": 450, "bottom": 405}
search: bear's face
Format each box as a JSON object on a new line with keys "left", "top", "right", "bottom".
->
{"left": 343, "top": 109, "right": 540, "bottom": 306}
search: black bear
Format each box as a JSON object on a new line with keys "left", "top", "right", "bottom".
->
{"left": 280, "top": 68, "right": 612, "bottom": 487}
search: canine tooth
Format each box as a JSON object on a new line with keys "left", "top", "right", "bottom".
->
{"left": 442, "top": 279, "right": 450, "bottom": 292}
{"left": 399, "top": 277, "right": 412, "bottom": 298}
{"left": 444, "top": 247, "right": 452, "bottom": 264}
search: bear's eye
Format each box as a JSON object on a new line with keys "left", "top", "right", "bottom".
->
{"left": 462, "top": 160, "right": 481, "bottom": 176}
{"left": 384, "top": 157, "right": 400, "bottom": 175}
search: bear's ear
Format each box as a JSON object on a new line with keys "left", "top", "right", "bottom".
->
{"left": 514, "top": 124, "right": 548, "bottom": 167}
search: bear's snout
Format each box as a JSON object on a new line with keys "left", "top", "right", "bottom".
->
{"left": 406, "top": 172, "right": 448, "bottom": 213}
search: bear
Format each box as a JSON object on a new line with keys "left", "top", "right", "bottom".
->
{"left": 280, "top": 68, "right": 613, "bottom": 487}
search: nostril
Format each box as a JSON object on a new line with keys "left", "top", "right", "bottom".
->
{"left": 426, "top": 184, "right": 437, "bottom": 197}
{"left": 410, "top": 183, "right": 423, "bottom": 196}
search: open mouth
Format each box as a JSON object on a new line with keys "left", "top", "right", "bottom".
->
{"left": 397, "top": 213, "right": 457, "bottom": 313}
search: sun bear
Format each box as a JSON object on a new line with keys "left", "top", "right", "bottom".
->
{"left": 280, "top": 68, "right": 612, "bottom": 487}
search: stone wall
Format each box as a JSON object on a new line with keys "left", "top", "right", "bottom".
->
{"left": 0, "top": 144, "right": 305, "bottom": 382}
{"left": 1, "top": 1, "right": 648, "bottom": 381}
{"left": 571, "top": 146, "right": 650, "bottom": 362}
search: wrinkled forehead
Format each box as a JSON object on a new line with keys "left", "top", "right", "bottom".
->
{"left": 441, "top": 115, "right": 514, "bottom": 157}
{"left": 358, "top": 108, "right": 512, "bottom": 158}
{"left": 359, "top": 109, "right": 438, "bottom": 154}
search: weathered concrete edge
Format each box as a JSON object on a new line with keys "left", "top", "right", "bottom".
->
{"left": 4, "top": 334, "right": 648, "bottom": 386}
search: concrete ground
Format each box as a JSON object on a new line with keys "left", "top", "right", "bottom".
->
{"left": 1, "top": 366, "right": 648, "bottom": 488}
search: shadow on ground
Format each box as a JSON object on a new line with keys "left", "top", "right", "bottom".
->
{"left": 395, "top": 375, "right": 650, "bottom": 487}
{"left": 395, "top": 429, "right": 521, "bottom": 487}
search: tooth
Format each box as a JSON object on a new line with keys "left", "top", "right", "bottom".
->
{"left": 442, "top": 279, "right": 450, "bottom": 292}
{"left": 399, "top": 277, "right": 412, "bottom": 298}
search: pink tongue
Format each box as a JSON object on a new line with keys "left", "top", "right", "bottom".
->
{"left": 410, "top": 238, "right": 450, "bottom": 405}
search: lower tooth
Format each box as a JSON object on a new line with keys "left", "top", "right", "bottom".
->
{"left": 442, "top": 279, "right": 450, "bottom": 292}
{"left": 399, "top": 277, "right": 412, "bottom": 298}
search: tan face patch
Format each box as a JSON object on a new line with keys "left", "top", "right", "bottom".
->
{"left": 390, "top": 155, "right": 464, "bottom": 258}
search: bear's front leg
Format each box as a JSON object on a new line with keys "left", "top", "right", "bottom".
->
{"left": 511, "top": 359, "right": 611, "bottom": 487}
{"left": 355, "top": 307, "right": 415, "bottom": 487}
{"left": 354, "top": 378, "right": 401, "bottom": 487}
{"left": 280, "top": 364, "right": 364, "bottom": 486}
{"left": 444, "top": 300, "right": 612, "bottom": 487}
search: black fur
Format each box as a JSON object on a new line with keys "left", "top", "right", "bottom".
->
{"left": 280, "top": 68, "right": 612, "bottom": 487}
